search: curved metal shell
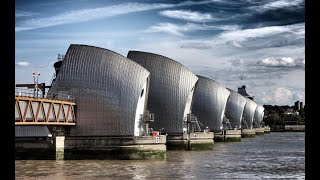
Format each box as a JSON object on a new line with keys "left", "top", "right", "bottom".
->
{"left": 253, "top": 105, "right": 265, "bottom": 128}
{"left": 127, "top": 51, "right": 198, "bottom": 134}
{"left": 242, "top": 99, "right": 258, "bottom": 129}
{"left": 192, "top": 76, "right": 231, "bottom": 132}
{"left": 48, "top": 44, "right": 150, "bottom": 136}
{"left": 225, "top": 88, "right": 248, "bottom": 129}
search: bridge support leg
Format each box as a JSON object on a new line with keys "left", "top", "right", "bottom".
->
{"left": 55, "top": 136, "right": 65, "bottom": 160}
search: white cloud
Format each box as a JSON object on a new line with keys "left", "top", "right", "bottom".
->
{"left": 259, "top": 87, "right": 304, "bottom": 105}
{"left": 218, "top": 24, "right": 301, "bottom": 42}
{"left": 180, "top": 42, "right": 212, "bottom": 49}
{"left": 146, "top": 22, "right": 241, "bottom": 36}
{"left": 15, "top": 61, "right": 51, "bottom": 69}
{"left": 159, "top": 10, "right": 214, "bottom": 22}
{"left": 260, "top": 0, "right": 304, "bottom": 11}
{"left": 248, "top": 0, "right": 304, "bottom": 12}
{"left": 202, "top": 24, "right": 241, "bottom": 31}
{"left": 177, "top": 23, "right": 304, "bottom": 50}
{"left": 15, "top": 0, "right": 216, "bottom": 32}
{"left": 145, "top": 22, "right": 211, "bottom": 36}
{"left": 229, "top": 58, "right": 245, "bottom": 66}
{"left": 273, "top": 87, "right": 292, "bottom": 99}
{"left": 258, "top": 57, "right": 305, "bottom": 67}
{"left": 15, "top": 10, "right": 39, "bottom": 17}
{"left": 16, "top": 62, "right": 31, "bottom": 67}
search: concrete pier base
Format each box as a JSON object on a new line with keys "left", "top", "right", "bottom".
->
{"left": 15, "top": 138, "right": 56, "bottom": 160}
{"left": 241, "top": 129, "right": 256, "bottom": 138}
{"left": 64, "top": 135, "right": 166, "bottom": 160}
{"left": 55, "top": 136, "right": 65, "bottom": 160}
{"left": 264, "top": 126, "right": 271, "bottom": 133}
{"left": 284, "top": 125, "right": 305, "bottom": 132}
{"left": 214, "top": 131, "right": 224, "bottom": 142}
{"left": 16, "top": 135, "right": 167, "bottom": 160}
{"left": 214, "top": 130, "right": 242, "bottom": 142}
{"left": 166, "top": 132, "right": 214, "bottom": 150}
{"left": 224, "top": 130, "right": 242, "bottom": 142}
{"left": 254, "top": 128, "right": 265, "bottom": 135}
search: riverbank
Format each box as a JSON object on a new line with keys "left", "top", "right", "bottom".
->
{"left": 270, "top": 125, "right": 305, "bottom": 132}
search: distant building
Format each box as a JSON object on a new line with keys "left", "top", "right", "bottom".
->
{"left": 300, "top": 101, "right": 304, "bottom": 109}
{"left": 237, "top": 85, "right": 254, "bottom": 101}
{"left": 294, "top": 101, "right": 301, "bottom": 110}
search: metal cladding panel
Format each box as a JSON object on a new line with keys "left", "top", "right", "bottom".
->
{"left": 253, "top": 105, "right": 265, "bottom": 128}
{"left": 15, "top": 126, "right": 51, "bottom": 137}
{"left": 242, "top": 99, "right": 258, "bottom": 128}
{"left": 225, "top": 88, "right": 248, "bottom": 128}
{"left": 192, "top": 76, "right": 231, "bottom": 132}
{"left": 127, "top": 51, "right": 198, "bottom": 134}
{"left": 48, "top": 44, "right": 150, "bottom": 136}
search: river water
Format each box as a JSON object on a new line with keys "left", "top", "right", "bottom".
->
{"left": 15, "top": 132, "right": 305, "bottom": 179}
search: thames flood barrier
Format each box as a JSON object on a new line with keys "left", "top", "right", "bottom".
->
{"left": 214, "top": 131, "right": 224, "bottom": 142}
{"left": 15, "top": 128, "right": 66, "bottom": 160}
{"left": 15, "top": 126, "right": 67, "bottom": 160}
{"left": 46, "top": 45, "right": 169, "bottom": 160}
{"left": 16, "top": 135, "right": 167, "bottom": 160}
{"left": 254, "top": 128, "right": 265, "bottom": 135}
{"left": 214, "top": 129, "right": 242, "bottom": 142}
{"left": 166, "top": 132, "right": 214, "bottom": 150}
{"left": 55, "top": 136, "right": 65, "bottom": 160}
{"left": 241, "top": 129, "right": 256, "bottom": 138}
{"left": 64, "top": 135, "right": 166, "bottom": 160}
{"left": 15, "top": 44, "right": 270, "bottom": 160}
{"left": 15, "top": 137, "right": 56, "bottom": 160}
{"left": 225, "top": 129, "right": 242, "bottom": 142}
{"left": 264, "top": 126, "right": 271, "bottom": 133}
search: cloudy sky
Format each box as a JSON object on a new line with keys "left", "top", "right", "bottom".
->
{"left": 15, "top": 0, "right": 305, "bottom": 106}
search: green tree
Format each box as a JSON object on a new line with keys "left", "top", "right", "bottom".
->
{"left": 264, "top": 111, "right": 280, "bottom": 126}
{"left": 298, "top": 108, "right": 305, "bottom": 120}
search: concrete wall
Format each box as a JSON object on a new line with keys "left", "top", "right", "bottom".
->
{"left": 284, "top": 125, "right": 305, "bottom": 131}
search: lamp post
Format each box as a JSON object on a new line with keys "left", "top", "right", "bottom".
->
{"left": 33, "top": 72, "right": 40, "bottom": 97}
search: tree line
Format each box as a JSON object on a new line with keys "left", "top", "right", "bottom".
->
{"left": 262, "top": 105, "right": 305, "bottom": 126}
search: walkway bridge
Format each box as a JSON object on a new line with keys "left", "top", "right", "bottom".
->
{"left": 15, "top": 88, "right": 76, "bottom": 126}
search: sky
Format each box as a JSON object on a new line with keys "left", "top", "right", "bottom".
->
{"left": 15, "top": 0, "right": 305, "bottom": 106}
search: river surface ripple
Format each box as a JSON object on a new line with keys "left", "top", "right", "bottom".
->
{"left": 15, "top": 132, "right": 305, "bottom": 179}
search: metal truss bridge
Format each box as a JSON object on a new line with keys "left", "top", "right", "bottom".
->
{"left": 15, "top": 88, "right": 76, "bottom": 126}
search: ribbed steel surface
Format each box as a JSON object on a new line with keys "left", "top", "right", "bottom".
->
{"left": 242, "top": 99, "right": 258, "bottom": 129}
{"left": 192, "top": 76, "right": 230, "bottom": 132}
{"left": 253, "top": 105, "right": 265, "bottom": 128}
{"left": 225, "top": 88, "right": 248, "bottom": 129}
{"left": 127, "top": 51, "right": 198, "bottom": 134}
{"left": 15, "top": 126, "right": 51, "bottom": 137}
{"left": 48, "top": 44, "right": 150, "bottom": 136}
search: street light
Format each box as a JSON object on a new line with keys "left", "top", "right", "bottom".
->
{"left": 33, "top": 72, "right": 40, "bottom": 97}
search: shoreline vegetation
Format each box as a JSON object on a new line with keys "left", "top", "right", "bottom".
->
{"left": 262, "top": 104, "right": 305, "bottom": 132}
